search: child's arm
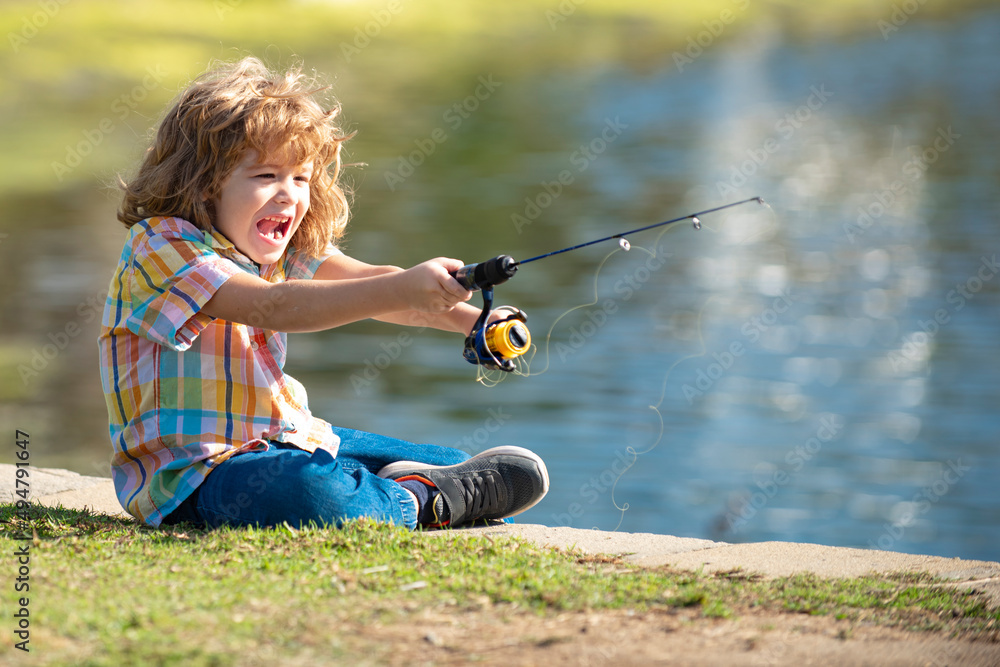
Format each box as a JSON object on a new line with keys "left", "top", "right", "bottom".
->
{"left": 312, "top": 254, "right": 485, "bottom": 334}
{"left": 201, "top": 257, "right": 474, "bottom": 333}
{"left": 375, "top": 302, "right": 484, "bottom": 335}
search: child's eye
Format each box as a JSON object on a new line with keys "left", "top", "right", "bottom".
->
{"left": 255, "top": 173, "right": 276, "bottom": 179}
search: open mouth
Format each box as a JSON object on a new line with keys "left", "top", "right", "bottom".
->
{"left": 256, "top": 215, "right": 293, "bottom": 243}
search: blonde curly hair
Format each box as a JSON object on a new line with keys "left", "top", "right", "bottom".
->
{"left": 118, "top": 57, "right": 351, "bottom": 257}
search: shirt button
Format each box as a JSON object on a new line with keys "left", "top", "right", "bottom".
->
{"left": 250, "top": 341, "right": 259, "bottom": 350}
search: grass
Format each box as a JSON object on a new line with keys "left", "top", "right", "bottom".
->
{"left": 1, "top": 503, "right": 997, "bottom": 665}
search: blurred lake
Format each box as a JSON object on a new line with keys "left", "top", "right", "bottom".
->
{"left": 2, "top": 6, "right": 998, "bottom": 560}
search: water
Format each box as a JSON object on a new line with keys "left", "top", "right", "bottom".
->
{"left": 3, "top": 10, "right": 999, "bottom": 560}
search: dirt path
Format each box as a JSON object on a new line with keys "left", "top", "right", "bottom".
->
{"left": 339, "top": 607, "right": 1000, "bottom": 666}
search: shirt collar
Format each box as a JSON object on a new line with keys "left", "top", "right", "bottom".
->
{"left": 203, "top": 227, "right": 261, "bottom": 273}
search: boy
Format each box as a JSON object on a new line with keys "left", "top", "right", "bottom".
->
{"left": 100, "top": 57, "right": 548, "bottom": 530}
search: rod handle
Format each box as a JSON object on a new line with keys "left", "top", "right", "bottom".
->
{"left": 452, "top": 255, "right": 518, "bottom": 291}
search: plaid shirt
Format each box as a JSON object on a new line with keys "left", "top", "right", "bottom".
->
{"left": 99, "top": 216, "right": 341, "bottom": 526}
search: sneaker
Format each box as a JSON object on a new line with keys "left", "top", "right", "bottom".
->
{"left": 377, "top": 446, "right": 549, "bottom": 527}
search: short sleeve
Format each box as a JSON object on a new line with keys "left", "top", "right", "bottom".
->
{"left": 283, "top": 241, "right": 342, "bottom": 281}
{"left": 125, "top": 223, "right": 243, "bottom": 351}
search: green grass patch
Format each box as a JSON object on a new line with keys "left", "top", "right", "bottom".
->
{"left": 1, "top": 503, "right": 997, "bottom": 665}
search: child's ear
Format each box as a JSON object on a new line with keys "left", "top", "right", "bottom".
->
{"left": 199, "top": 181, "right": 216, "bottom": 202}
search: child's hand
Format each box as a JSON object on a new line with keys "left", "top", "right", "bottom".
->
{"left": 400, "top": 258, "right": 473, "bottom": 314}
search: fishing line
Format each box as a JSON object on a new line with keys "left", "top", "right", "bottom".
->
{"left": 603, "top": 297, "right": 716, "bottom": 531}
{"left": 519, "top": 219, "right": 680, "bottom": 380}
{"left": 604, "top": 205, "right": 782, "bottom": 532}
{"left": 519, "top": 247, "right": 621, "bottom": 379}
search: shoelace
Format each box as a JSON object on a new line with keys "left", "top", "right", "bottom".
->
{"left": 459, "top": 471, "right": 506, "bottom": 519}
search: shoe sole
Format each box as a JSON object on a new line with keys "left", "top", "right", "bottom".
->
{"left": 377, "top": 445, "right": 550, "bottom": 518}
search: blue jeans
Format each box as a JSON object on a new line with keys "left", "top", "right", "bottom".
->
{"left": 162, "top": 426, "right": 470, "bottom": 530}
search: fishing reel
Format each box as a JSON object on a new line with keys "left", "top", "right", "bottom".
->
{"left": 453, "top": 255, "right": 531, "bottom": 373}
{"left": 463, "top": 304, "right": 531, "bottom": 372}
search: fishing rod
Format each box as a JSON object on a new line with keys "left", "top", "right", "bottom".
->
{"left": 451, "top": 196, "right": 765, "bottom": 372}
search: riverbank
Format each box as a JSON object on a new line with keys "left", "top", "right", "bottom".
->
{"left": 5, "top": 464, "right": 998, "bottom": 586}
{"left": 2, "top": 464, "right": 998, "bottom": 666}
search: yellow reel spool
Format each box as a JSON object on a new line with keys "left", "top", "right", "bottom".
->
{"left": 484, "top": 318, "right": 531, "bottom": 360}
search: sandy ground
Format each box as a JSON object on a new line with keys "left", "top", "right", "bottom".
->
{"left": 264, "top": 607, "right": 1000, "bottom": 667}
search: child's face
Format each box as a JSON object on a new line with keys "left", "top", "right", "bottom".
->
{"left": 211, "top": 150, "right": 313, "bottom": 265}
